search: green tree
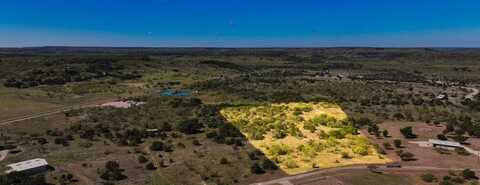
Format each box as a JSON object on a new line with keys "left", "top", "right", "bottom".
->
{"left": 400, "top": 127, "right": 416, "bottom": 138}
{"left": 462, "top": 169, "right": 477, "bottom": 179}
{"left": 393, "top": 139, "right": 402, "bottom": 148}
{"left": 421, "top": 173, "right": 437, "bottom": 182}
{"left": 137, "top": 155, "right": 148, "bottom": 164}
{"left": 149, "top": 141, "right": 164, "bottom": 151}
{"left": 382, "top": 130, "right": 389, "bottom": 137}
{"left": 177, "top": 119, "right": 203, "bottom": 134}
{"left": 100, "top": 161, "right": 127, "bottom": 181}
{"left": 250, "top": 163, "right": 265, "bottom": 174}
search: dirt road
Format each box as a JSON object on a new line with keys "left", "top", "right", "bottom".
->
{"left": 0, "top": 101, "right": 108, "bottom": 126}
{"left": 252, "top": 165, "right": 480, "bottom": 185}
{"left": 465, "top": 87, "right": 479, "bottom": 100}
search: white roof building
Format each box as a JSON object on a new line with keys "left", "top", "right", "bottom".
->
{"left": 429, "top": 139, "right": 462, "bottom": 148}
{"left": 6, "top": 158, "right": 48, "bottom": 173}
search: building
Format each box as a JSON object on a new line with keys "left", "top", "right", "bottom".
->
{"left": 5, "top": 158, "right": 48, "bottom": 174}
{"left": 429, "top": 139, "right": 462, "bottom": 150}
{"left": 435, "top": 93, "right": 448, "bottom": 100}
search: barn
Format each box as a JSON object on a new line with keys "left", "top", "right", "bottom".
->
{"left": 429, "top": 139, "right": 463, "bottom": 150}
{"left": 5, "top": 158, "right": 49, "bottom": 174}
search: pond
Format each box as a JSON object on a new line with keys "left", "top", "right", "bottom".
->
{"left": 160, "top": 89, "right": 192, "bottom": 97}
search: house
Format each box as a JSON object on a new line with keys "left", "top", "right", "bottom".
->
{"left": 5, "top": 158, "right": 48, "bottom": 174}
{"left": 146, "top": 129, "right": 159, "bottom": 132}
{"left": 429, "top": 139, "right": 462, "bottom": 150}
{"left": 435, "top": 93, "right": 448, "bottom": 100}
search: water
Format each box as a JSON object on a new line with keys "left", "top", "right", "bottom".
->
{"left": 161, "top": 89, "right": 192, "bottom": 97}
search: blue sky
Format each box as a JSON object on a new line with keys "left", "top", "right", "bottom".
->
{"left": 1, "top": 0, "right": 480, "bottom": 47}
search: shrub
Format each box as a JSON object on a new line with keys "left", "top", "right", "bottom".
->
{"left": 177, "top": 119, "right": 203, "bottom": 134}
{"left": 283, "top": 159, "right": 298, "bottom": 169}
{"left": 437, "top": 134, "right": 448, "bottom": 141}
{"left": 220, "top": 157, "right": 229, "bottom": 164}
{"left": 328, "top": 130, "right": 346, "bottom": 139}
{"left": 399, "top": 152, "right": 415, "bottom": 161}
{"left": 54, "top": 137, "right": 69, "bottom": 146}
{"left": 192, "top": 139, "right": 201, "bottom": 146}
{"left": 393, "top": 113, "right": 405, "bottom": 120}
{"left": 393, "top": 139, "right": 402, "bottom": 148}
{"left": 206, "top": 131, "right": 218, "bottom": 139}
{"left": 145, "top": 162, "right": 157, "bottom": 170}
{"left": 451, "top": 176, "right": 465, "bottom": 184}
{"left": 382, "top": 130, "right": 389, "bottom": 137}
{"left": 455, "top": 148, "right": 470, "bottom": 156}
{"left": 421, "top": 173, "right": 437, "bottom": 182}
{"left": 462, "top": 169, "right": 477, "bottom": 179}
{"left": 383, "top": 142, "right": 393, "bottom": 150}
{"left": 341, "top": 152, "right": 351, "bottom": 158}
{"left": 439, "top": 180, "right": 453, "bottom": 185}
{"left": 262, "top": 159, "right": 278, "bottom": 170}
{"left": 100, "top": 161, "right": 127, "bottom": 181}
{"left": 78, "top": 140, "right": 93, "bottom": 148}
{"left": 269, "top": 144, "right": 290, "bottom": 156}
{"left": 137, "top": 155, "right": 148, "bottom": 164}
{"left": 163, "top": 142, "right": 174, "bottom": 152}
{"left": 149, "top": 141, "right": 164, "bottom": 151}
{"left": 352, "top": 145, "right": 369, "bottom": 156}
{"left": 400, "top": 127, "right": 416, "bottom": 138}
{"left": 250, "top": 163, "right": 265, "bottom": 174}
{"left": 373, "top": 144, "right": 386, "bottom": 155}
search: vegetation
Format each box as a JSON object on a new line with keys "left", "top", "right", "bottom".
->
{"left": 400, "top": 127, "right": 417, "bottom": 139}
{"left": 100, "top": 161, "right": 127, "bottom": 181}
{"left": 421, "top": 173, "right": 437, "bottom": 183}
{"left": 1, "top": 48, "right": 480, "bottom": 185}
{"left": 221, "top": 102, "right": 389, "bottom": 174}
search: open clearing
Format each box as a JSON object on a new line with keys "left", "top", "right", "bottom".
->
{"left": 221, "top": 102, "right": 390, "bottom": 175}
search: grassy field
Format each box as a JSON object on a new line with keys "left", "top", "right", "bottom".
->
{"left": 221, "top": 102, "right": 390, "bottom": 174}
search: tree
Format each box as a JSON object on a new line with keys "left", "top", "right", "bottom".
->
{"left": 352, "top": 145, "right": 369, "bottom": 156}
{"left": 393, "top": 139, "right": 402, "bottom": 148}
{"left": 262, "top": 159, "right": 278, "bottom": 170}
{"left": 192, "top": 139, "right": 201, "bottom": 146}
{"left": 145, "top": 162, "right": 157, "bottom": 170}
{"left": 400, "top": 127, "right": 417, "bottom": 138}
{"left": 393, "top": 113, "right": 405, "bottom": 120}
{"left": 0, "top": 172, "right": 47, "bottom": 185}
{"left": 100, "top": 161, "right": 127, "bottom": 181}
{"left": 367, "top": 124, "right": 380, "bottom": 136}
{"left": 177, "top": 119, "right": 203, "bottom": 134}
{"left": 55, "top": 137, "right": 69, "bottom": 146}
{"left": 137, "top": 155, "right": 148, "bottom": 164}
{"left": 400, "top": 152, "right": 415, "bottom": 161}
{"left": 452, "top": 133, "right": 468, "bottom": 143}
{"left": 250, "top": 163, "right": 265, "bottom": 174}
{"left": 383, "top": 142, "right": 393, "bottom": 150}
{"left": 382, "top": 130, "right": 389, "bottom": 137}
{"left": 421, "top": 173, "right": 437, "bottom": 182}
{"left": 437, "top": 134, "right": 448, "bottom": 141}
{"left": 220, "top": 157, "right": 229, "bottom": 164}
{"left": 455, "top": 148, "right": 470, "bottom": 156}
{"left": 149, "top": 141, "right": 164, "bottom": 151}
{"left": 462, "top": 169, "right": 477, "bottom": 179}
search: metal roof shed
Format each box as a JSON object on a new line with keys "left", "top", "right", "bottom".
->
{"left": 6, "top": 158, "right": 48, "bottom": 173}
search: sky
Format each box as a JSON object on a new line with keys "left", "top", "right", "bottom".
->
{"left": 1, "top": 0, "right": 480, "bottom": 47}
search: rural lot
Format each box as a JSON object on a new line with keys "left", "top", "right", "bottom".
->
{"left": 0, "top": 47, "right": 479, "bottom": 185}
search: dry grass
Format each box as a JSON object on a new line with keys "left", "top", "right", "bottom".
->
{"left": 221, "top": 102, "right": 390, "bottom": 175}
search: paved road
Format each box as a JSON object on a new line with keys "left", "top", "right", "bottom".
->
{"left": 252, "top": 165, "right": 480, "bottom": 185}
